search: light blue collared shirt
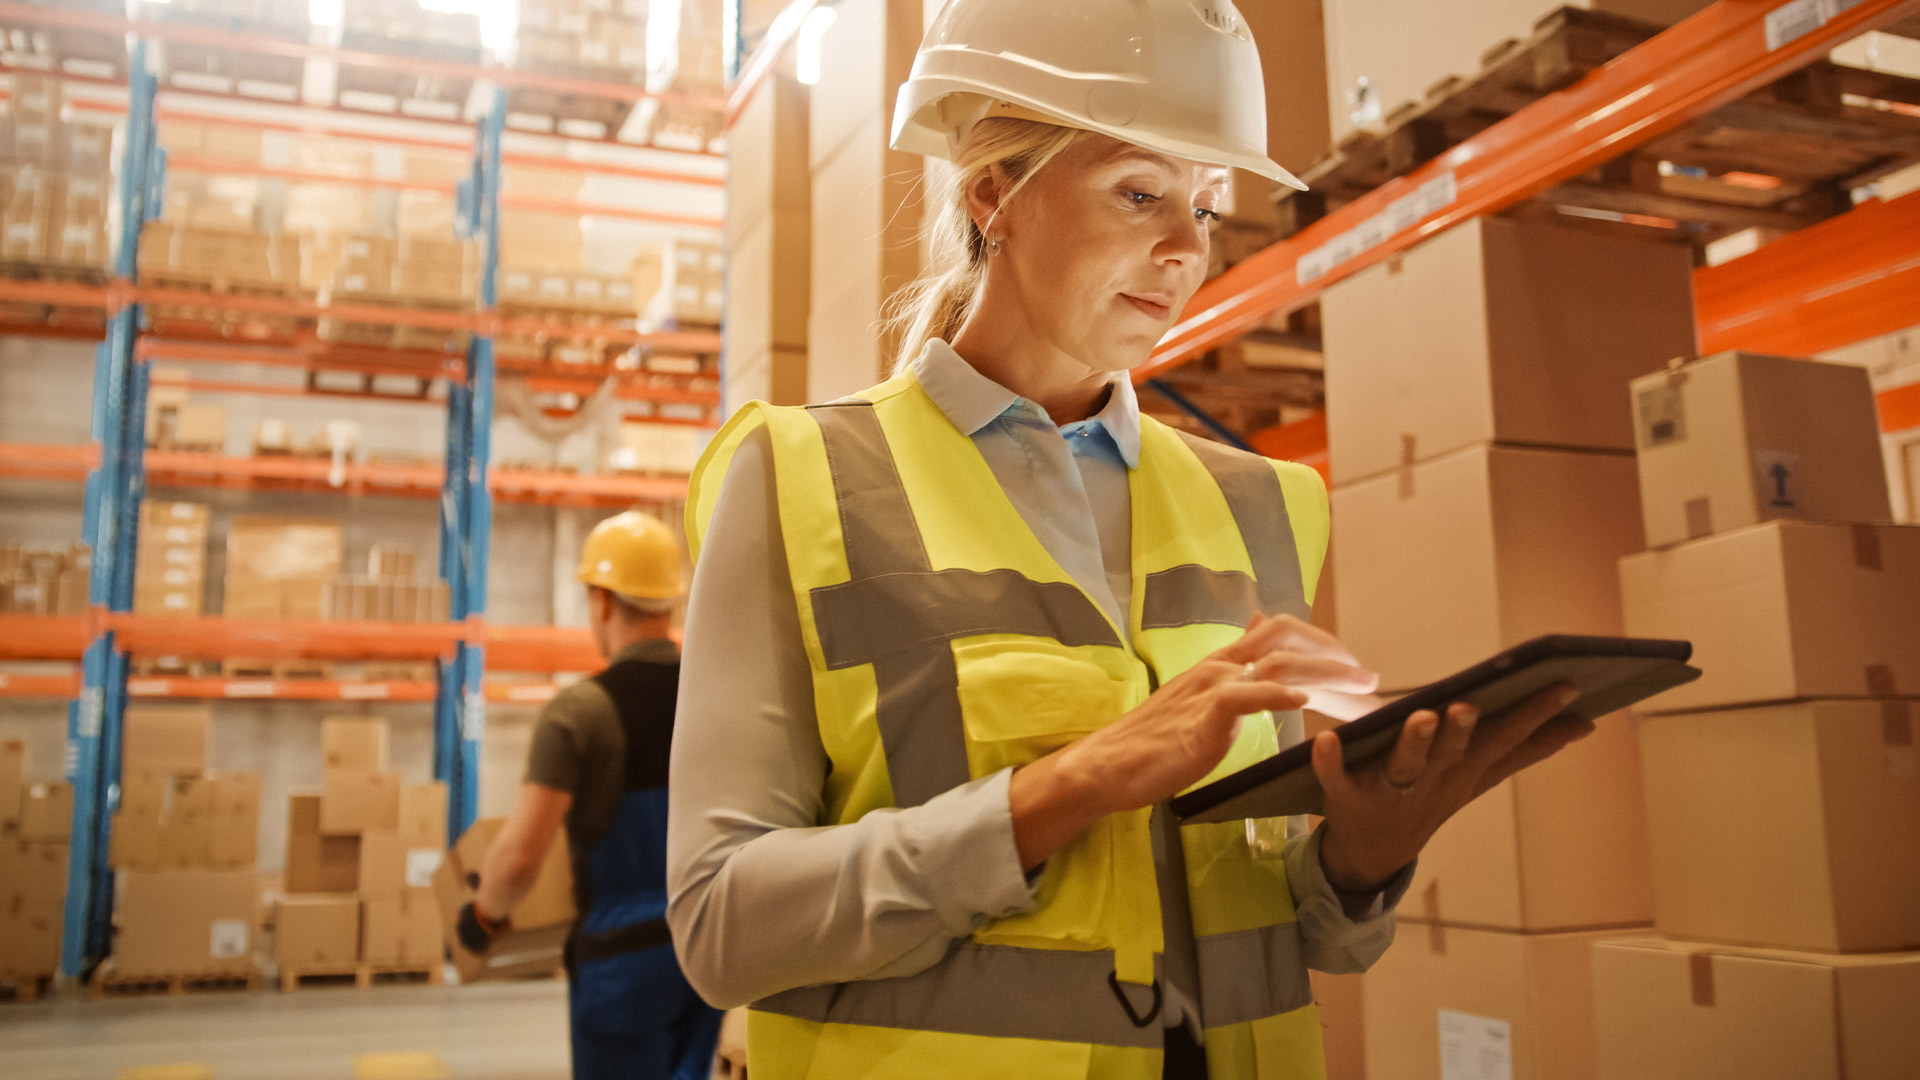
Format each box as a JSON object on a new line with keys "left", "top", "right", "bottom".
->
{"left": 912, "top": 338, "right": 1141, "bottom": 635}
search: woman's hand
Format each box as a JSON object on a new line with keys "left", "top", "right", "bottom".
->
{"left": 1310, "top": 683, "right": 1593, "bottom": 895}
{"left": 1008, "top": 614, "right": 1378, "bottom": 870}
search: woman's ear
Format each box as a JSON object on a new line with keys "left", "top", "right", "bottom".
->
{"left": 961, "top": 164, "right": 1007, "bottom": 237}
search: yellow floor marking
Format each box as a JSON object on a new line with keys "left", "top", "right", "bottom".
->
{"left": 116, "top": 1066, "right": 213, "bottom": 1080}
{"left": 353, "top": 1052, "right": 452, "bottom": 1080}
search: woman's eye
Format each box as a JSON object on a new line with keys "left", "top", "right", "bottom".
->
{"left": 1126, "top": 191, "right": 1155, "bottom": 206}
{"left": 1194, "top": 207, "right": 1223, "bottom": 223}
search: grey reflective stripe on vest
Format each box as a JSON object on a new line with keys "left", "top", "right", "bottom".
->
{"left": 1167, "top": 431, "right": 1311, "bottom": 622}
{"left": 755, "top": 942, "right": 1164, "bottom": 1050}
{"left": 808, "top": 402, "right": 1120, "bottom": 808}
{"left": 1195, "top": 922, "right": 1314, "bottom": 1029}
{"left": 1140, "top": 564, "right": 1260, "bottom": 630}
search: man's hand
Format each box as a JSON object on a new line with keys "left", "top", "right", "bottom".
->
{"left": 456, "top": 900, "right": 508, "bottom": 954}
{"left": 1310, "top": 682, "right": 1592, "bottom": 894}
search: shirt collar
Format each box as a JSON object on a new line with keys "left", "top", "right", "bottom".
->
{"left": 912, "top": 338, "right": 1143, "bottom": 469}
{"left": 612, "top": 638, "right": 679, "bottom": 666}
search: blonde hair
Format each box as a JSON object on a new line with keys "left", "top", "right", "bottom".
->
{"left": 884, "top": 118, "right": 1088, "bottom": 374}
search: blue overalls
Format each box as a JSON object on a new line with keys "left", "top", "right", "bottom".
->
{"left": 567, "top": 653, "right": 722, "bottom": 1080}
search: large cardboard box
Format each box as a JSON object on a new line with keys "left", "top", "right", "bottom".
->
{"left": 1331, "top": 443, "right": 1644, "bottom": 691}
{"left": 1591, "top": 938, "right": 1920, "bottom": 1080}
{"left": 1364, "top": 922, "right": 1630, "bottom": 1080}
{"left": 206, "top": 773, "right": 260, "bottom": 869}
{"left": 359, "top": 831, "right": 444, "bottom": 900}
{"left": 0, "top": 838, "right": 68, "bottom": 915}
{"left": 285, "top": 794, "right": 360, "bottom": 893}
{"left": 113, "top": 869, "right": 256, "bottom": 976}
{"left": 1323, "top": 0, "right": 1713, "bottom": 144}
{"left": 1313, "top": 971, "right": 1366, "bottom": 1080}
{"left": 1401, "top": 713, "right": 1653, "bottom": 931}
{"left": 361, "top": 886, "right": 442, "bottom": 966}
{"left": 276, "top": 893, "right": 360, "bottom": 967}
{"left": 1619, "top": 522, "right": 1920, "bottom": 711}
{"left": 319, "top": 768, "right": 400, "bottom": 835}
{"left": 1630, "top": 352, "right": 1892, "bottom": 548}
{"left": 397, "top": 781, "right": 448, "bottom": 848}
{"left": 433, "top": 817, "right": 574, "bottom": 983}
{"left": 1321, "top": 216, "right": 1696, "bottom": 486}
{"left": 321, "top": 716, "right": 389, "bottom": 770}
{"left": 122, "top": 706, "right": 210, "bottom": 776}
{"left": 0, "top": 908, "right": 61, "bottom": 978}
{"left": 0, "top": 739, "right": 22, "bottom": 832}
{"left": 1637, "top": 700, "right": 1920, "bottom": 953}
{"left": 18, "top": 781, "right": 72, "bottom": 842}
{"left": 109, "top": 811, "right": 163, "bottom": 870}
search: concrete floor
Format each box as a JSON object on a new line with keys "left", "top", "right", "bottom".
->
{"left": 0, "top": 978, "right": 572, "bottom": 1079}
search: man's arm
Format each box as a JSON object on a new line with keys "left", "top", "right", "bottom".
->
{"left": 475, "top": 781, "right": 573, "bottom": 922}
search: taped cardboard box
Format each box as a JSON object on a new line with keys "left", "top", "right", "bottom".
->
{"left": 122, "top": 706, "right": 210, "bottom": 776}
{"left": 1320, "top": 216, "right": 1696, "bottom": 487}
{"left": 1313, "top": 971, "right": 1366, "bottom": 1080}
{"left": 321, "top": 715, "right": 389, "bottom": 770}
{"left": 320, "top": 768, "right": 400, "bottom": 836}
{"left": 0, "top": 838, "right": 68, "bottom": 915}
{"left": 362, "top": 886, "right": 442, "bottom": 966}
{"left": 285, "top": 793, "right": 360, "bottom": 893}
{"left": 1363, "top": 921, "right": 1632, "bottom": 1080}
{"left": 1619, "top": 521, "right": 1920, "bottom": 712}
{"left": 19, "top": 781, "right": 72, "bottom": 842}
{"left": 1331, "top": 442, "right": 1644, "bottom": 691}
{"left": 0, "top": 908, "right": 61, "bottom": 978}
{"left": 113, "top": 869, "right": 257, "bottom": 977}
{"left": 1630, "top": 352, "right": 1892, "bottom": 549}
{"left": 1638, "top": 699, "right": 1920, "bottom": 953}
{"left": 433, "top": 816, "right": 574, "bottom": 982}
{"left": 397, "top": 781, "right": 448, "bottom": 848}
{"left": 276, "top": 893, "right": 360, "bottom": 967}
{"left": 359, "top": 831, "right": 443, "bottom": 900}
{"left": 1592, "top": 938, "right": 1920, "bottom": 1080}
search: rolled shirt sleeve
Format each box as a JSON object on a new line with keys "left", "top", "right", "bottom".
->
{"left": 1284, "top": 823, "right": 1413, "bottom": 975}
{"left": 666, "top": 429, "right": 1037, "bottom": 1009}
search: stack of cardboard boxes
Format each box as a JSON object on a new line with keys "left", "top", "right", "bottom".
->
{"left": 634, "top": 0, "right": 727, "bottom": 150}
{"left": 144, "top": 369, "right": 227, "bottom": 454}
{"left": 222, "top": 515, "right": 343, "bottom": 622}
{"left": 723, "top": 65, "right": 809, "bottom": 406}
{"left": 278, "top": 717, "right": 447, "bottom": 976}
{"left": 140, "top": 0, "right": 309, "bottom": 93}
{"left": 1595, "top": 351, "right": 1920, "bottom": 1077}
{"left": 134, "top": 501, "right": 210, "bottom": 618}
{"left": 110, "top": 706, "right": 262, "bottom": 980}
{"left": 1, "top": 75, "right": 115, "bottom": 272}
{"left": 0, "top": 740, "right": 74, "bottom": 988}
{"left": 321, "top": 546, "right": 453, "bottom": 625}
{"left": 644, "top": 239, "right": 724, "bottom": 328}
{"left": 137, "top": 221, "right": 304, "bottom": 296}
{"left": 1320, "top": 215, "right": 1699, "bottom": 1080}
{"left": 336, "top": 0, "right": 482, "bottom": 115}
{"left": 0, "top": 542, "right": 89, "bottom": 616}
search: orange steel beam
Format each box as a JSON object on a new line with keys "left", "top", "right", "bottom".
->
{"left": 0, "top": 615, "right": 89, "bottom": 660}
{"left": 488, "top": 625, "right": 604, "bottom": 672}
{"left": 1133, "top": 0, "right": 1920, "bottom": 385}
{"left": 109, "top": 614, "right": 462, "bottom": 661}
{"left": 1696, "top": 189, "right": 1920, "bottom": 358}
{"left": 1880, "top": 379, "right": 1920, "bottom": 434}
{"left": 122, "top": 675, "right": 441, "bottom": 701}
{"left": 725, "top": 0, "right": 820, "bottom": 130}
{"left": 0, "top": 1, "right": 727, "bottom": 112}
{"left": 0, "top": 672, "right": 81, "bottom": 699}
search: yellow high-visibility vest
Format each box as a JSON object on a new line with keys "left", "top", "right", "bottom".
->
{"left": 687, "top": 370, "right": 1332, "bottom": 1080}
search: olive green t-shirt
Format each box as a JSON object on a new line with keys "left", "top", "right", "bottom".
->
{"left": 525, "top": 638, "right": 679, "bottom": 848}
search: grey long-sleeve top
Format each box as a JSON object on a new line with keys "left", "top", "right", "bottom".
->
{"left": 666, "top": 340, "right": 1407, "bottom": 1019}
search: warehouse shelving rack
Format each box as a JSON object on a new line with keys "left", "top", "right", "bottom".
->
{"left": 0, "top": 3, "right": 756, "bottom": 979}
{"left": 1132, "top": 0, "right": 1920, "bottom": 453}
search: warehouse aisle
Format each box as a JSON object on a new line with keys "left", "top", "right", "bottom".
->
{"left": 0, "top": 979, "right": 570, "bottom": 1079}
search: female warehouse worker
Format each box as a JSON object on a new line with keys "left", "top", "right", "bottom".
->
{"left": 666, "top": 2, "right": 1587, "bottom": 1077}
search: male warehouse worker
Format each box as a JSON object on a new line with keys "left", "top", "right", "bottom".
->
{"left": 457, "top": 510, "right": 723, "bottom": 1080}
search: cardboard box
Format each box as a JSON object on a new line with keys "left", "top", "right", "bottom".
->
{"left": 110, "top": 811, "right": 163, "bottom": 871}
{"left": 0, "top": 838, "right": 69, "bottom": 915}
{"left": 1401, "top": 713, "right": 1654, "bottom": 931}
{"left": 1619, "top": 521, "right": 1920, "bottom": 711}
{"left": 206, "top": 774, "right": 260, "bottom": 869}
{"left": 225, "top": 515, "right": 343, "bottom": 586}
{"left": 1313, "top": 971, "right": 1366, "bottom": 1080}
{"left": 284, "top": 794, "right": 360, "bottom": 893}
{"left": 0, "top": 739, "right": 22, "bottom": 832}
{"left": 1363, "top": 922, "right": 1630, "bottom": 1080}
{"left": 276, "top": 893, "right": 360, "bottom": 967}
{"left": 122, "top": 706, "right": 210, "bottom": 776}
{"left": 0, "top": 907, "right": 61, "bottom": 978}
{"left": 113, "top": 869, "right": 256, "bottom": 976}
{"left": 319, "top": 768, "right": 400, "bottom": 836}
{"left": 397, "top": 781, "right": 448, "bottom": 847}
{"left": 1637, "top": 700, "right": 1920, "bottom": 953}
{"left": 433, "top": 817, "right": 574, "bottom": 983}
{"left": 1321, "top": 216, "right": 1696, "bottom": 486}
{"left": 1592, "top": 938, "right": 1920, "bottom": 1080}
{"left": 320, "top": 716, "right": 389, "bottom": 770}
{"left": 19, "top": 782, "right": 73, "bottom": 842}
{"left": 362, "top": 886, "right": 442, "bottom": 966}
{"left": 1331, "top": 443, "right": 1644, "bottom": 691}
{"left": 1323, "top": 0, "right": 1713, "bottom": 143}
{"left": 118, "top": 771, "right": 169, "bottom": 819}
{"left": 358, "top": 831, "right": 443, "bottom": 900}
{"left": 1629, "top": 352, "right": 1892, "bottom": 549}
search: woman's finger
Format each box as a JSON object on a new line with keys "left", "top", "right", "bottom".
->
{"left": 1311, "top": 729, "right": 1363, "bottom": 805}
{"left": 1305, "top": 689, "right": 1386, "bottom": 722}
{"left": 1425, "top": 702, "right": 1479, "bottom": 773}
{"left": 1463, "top": 682, "right": 1578, "bottom": 770}
{"left": 1250, "top": 653, "right": 1379, "bottom": 695}
{"left": 1382, "top": 710, "right": 1439, "bottom": 786}
{"left": 1222, "top": 614, "right": 1361, "bottom": 668}
{"left": 1211, "top": 682, "right": 1311, "bottom": 719}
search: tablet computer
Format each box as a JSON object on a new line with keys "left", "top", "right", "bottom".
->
{"left": 1170, "top": 634, "right": 1701, "bottom": 824}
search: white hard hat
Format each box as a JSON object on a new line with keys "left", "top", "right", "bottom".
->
{"left": 891, "top": 0, "right": 1306, "bottom": 190}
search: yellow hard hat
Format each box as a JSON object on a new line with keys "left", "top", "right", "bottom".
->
{"left": 577, "top": 510, "right": 683, "bottom": 601}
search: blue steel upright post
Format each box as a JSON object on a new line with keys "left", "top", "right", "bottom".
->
{"left": 62, "top": 41, "right": 159, "bottom": 980}
{"left": 435, "top": 88, "right": 503, "bottom": 841}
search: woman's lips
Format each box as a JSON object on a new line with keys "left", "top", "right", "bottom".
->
{"left": 1123, "top": 294, "right": 1171, "bottom": 320}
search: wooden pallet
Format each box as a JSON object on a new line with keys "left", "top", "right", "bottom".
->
{"left": 220, "top": 658, "right": 337, "bottom": 680}
{"left": 0, "top": 974, "right": 53, "bottom": 1003}
{"left": 1281, "top": 6, "right": 1920, "bottom": 251}
{"left": 93, "top": 960, "right": 262, "bottom": 998}
{"left": 279, "top": 961, "right": 444, "bottom": 992}
{"left": 0, "top": 261, "right": 113, "bottom": 287}
{"left": 131, "top": 657, "right": 223, "bottom": 678}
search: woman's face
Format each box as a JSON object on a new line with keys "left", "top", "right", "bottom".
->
{"left": 982, "top": 134, "right": 1229, "bottom": 374}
